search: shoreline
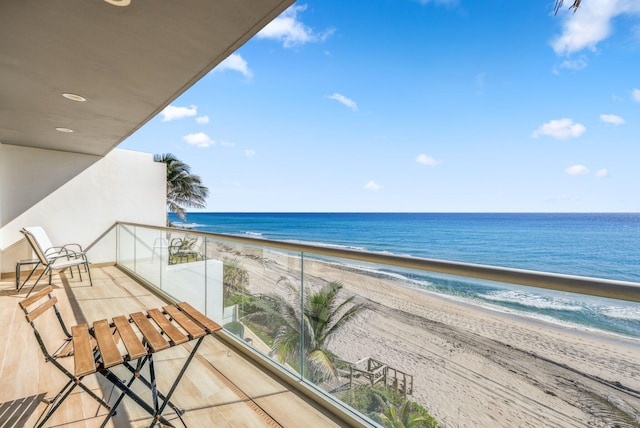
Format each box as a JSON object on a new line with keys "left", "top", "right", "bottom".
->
{"left": 411, "top": 283, "right": 640, "bottom": 347}
{"left": 217, "top": 244, "right": 640, "bottom": 427}
{"left": 315, "top": 254, "right": 640, "bottom": 343}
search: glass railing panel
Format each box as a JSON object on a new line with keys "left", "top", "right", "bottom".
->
{"left": 295, "top": 253, "right": 375, "bottom": 391}
{"left": 130, "top": 226, "right": 164, "bottom": 287}
{"left": 166, "top": 231, "right": 208, "bottom": 309}
{"left": 117, "top": 224, "right": 136, "bottom": 271}
{"left": 296, "top": 253, "right": 640, "bottom": 428}
{"left": 114, "top": 223, "right": 640, "bottom": 428}
{"left": 153, "top": 229, "right": 208, "bottom": 315}
{"left": 213, "top": 237, "right": 303, "bottom": 378}
{"left": 116, "top": 225, "right": 207, "bottom": 319}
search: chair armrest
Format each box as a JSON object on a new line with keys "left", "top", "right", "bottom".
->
{"left": 45, "top": 246, "right": 84, "bottom": 262}
{"left": 44, "top": 246, "right": 72, "bottom": 258}
{"left": 60, "top": 243, "right": 85, "bottom": 254}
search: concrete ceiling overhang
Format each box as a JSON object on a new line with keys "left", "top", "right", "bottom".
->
{"left": 0, "top": 0, "right": 294, "bottom": 156}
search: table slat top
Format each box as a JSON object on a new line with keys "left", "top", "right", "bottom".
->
{"left": 148, "top": 308, "right": 188, "bottom": 345}
{"left": 130, "top": 311, "right": 169, "bottom": 353}
{"left": 93, "top": 319, "right": 123, "bottom": 369}
{"left": 163, "top": 305, "right": 205, "bottom": 339}
{"left": 113, "top": 315, "right": 147, "bottom": 360}
{"left": 177, "top": 302, "right": 222, "bottom": 334}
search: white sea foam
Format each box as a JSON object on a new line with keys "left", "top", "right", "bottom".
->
{"left": 174, "top": 222, "right": 202, "bottom": 229}
{"left": 600, "top": 306, "right": 640, "bottom": 321}
{"left": 244, "top": 231, "right": 263, "bottom": 237}
{"left": 432, "top": 291, "right": 624, "bottom": 336}
{"left": 481, "top": 290, "right": 583, "bottom": 312}
{"left": 309, "top": 258, "right": 435, "bottom": 288}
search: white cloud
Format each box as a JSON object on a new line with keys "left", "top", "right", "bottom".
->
{"left": 553, "top": 57, "right": 588, "bottom": 74}
{"left": 257, "top": 5, "right": 333, "bottom": 48}
{"left": 600, "top": 114, "right": 625, "bottom": 125}
{"left": 327, "top": 93, "right": 358, "bottom": 111}
{"left": 532, "top": 118, "right": 586, "bottom": 139}
{"left": 196, "top": 115, "right": 210, "bottom": 124}
{"left": 221, "top": 141, "right": 236, "bottom": 147}
{"left": 595, "top": 168, "right": 609, "bottom": 177}
{"left": 633, "top": 88, "right": 640, "bottom": 102}
{"left": 364, "top": 181, "right": 382, "bottom": 191}
{"left": 552, "top": 0, "right": 640, "bottom": 55}
{"left": 215, "top": 53, "right": 252, "bottom": 78}
{"left": 244, "top": 149, "right": 256, "bottom": 157}
{"left": 160, "top": 105, "right": 197, "bottom": 122}
{"left": 565, "top": 164, "right": 589, "bottom": 176}
{"left": 416, "top": 154, "right": 439, "bottom": 166}
{"left": 183, "top": 132, "right": 215, "bottom": 148}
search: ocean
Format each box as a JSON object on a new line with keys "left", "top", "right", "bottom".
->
{"left": 171, "top": 212, "right": 640, "bottom": 339}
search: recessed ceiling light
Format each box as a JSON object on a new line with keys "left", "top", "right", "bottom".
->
{"left": 62, "top": 93, "right": 86, "bottom": 102}
{"left": 104, "top": 0, "right": 131, "bottom": 6}
{"left": 55, "top": 127, "right": 74, "bottom": 133}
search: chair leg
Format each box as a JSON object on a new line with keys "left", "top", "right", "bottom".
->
{"left": 36, "top": 379, "right": 77, "bottom": 428}
{"left": 86, "top": 262, "right": 93, "bottom": 287}
{"left": 36, "top": 374, "right": 112, "bottom": 428}
{"left": 18, "top": 262, "right": 41, "bottom": 292}
{"left": 26, "top": 266, "right": 50, "bottom": 298}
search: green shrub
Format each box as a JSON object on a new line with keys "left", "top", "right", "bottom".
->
{"left": 341, "top": 386, "right": 403, "bottom": 419}
{"left": 340, "top": 385, "right": 438, "bottom": 428}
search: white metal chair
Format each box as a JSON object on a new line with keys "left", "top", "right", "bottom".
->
{"left": 19, "top": 227, "right": 92, "bottom": 296}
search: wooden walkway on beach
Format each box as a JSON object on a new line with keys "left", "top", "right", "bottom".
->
{"left": 329, "top": 357, "right": 414, "bottom": 398}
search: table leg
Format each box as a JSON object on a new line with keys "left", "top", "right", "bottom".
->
{"left": 100, "top": 356, "right": 149, "bottom": 428}
{"left": 99, "top": 368, "right": 175, "bottom": 427}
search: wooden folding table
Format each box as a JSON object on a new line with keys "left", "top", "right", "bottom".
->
{"left": 71, "top": 302, "right": 221, "bottom": 427}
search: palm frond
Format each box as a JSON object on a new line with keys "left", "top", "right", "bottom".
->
{"left": 307, "top": 348, "right": 339, "bottom": 380}
{"left": 155, "top": 153, "right": 209, "bottom": 220}
{"left": 554, "top": 0, "right": 582, "bottom": 15}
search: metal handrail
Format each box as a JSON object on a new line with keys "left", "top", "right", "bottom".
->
{"left": 116, "top": 221, "right": 640, "bottom": 303}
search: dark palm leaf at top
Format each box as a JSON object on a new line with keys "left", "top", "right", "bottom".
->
{"left": 154, "top": 153, "right": 209, "bottom": 221}
{"left": 554, "top": 0, "right": 582, "bottom": 14}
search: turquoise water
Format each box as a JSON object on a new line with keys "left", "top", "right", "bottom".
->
{"left": 172, "top": 212, "right": 640, "bottom": 338}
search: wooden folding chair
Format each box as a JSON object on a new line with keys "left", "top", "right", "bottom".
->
{"left": 19, "top": 286, "right": 112, "bottom": 428}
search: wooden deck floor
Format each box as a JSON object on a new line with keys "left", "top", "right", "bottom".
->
{"left": 0, "top": 265, "right": 347, "bottom": 428}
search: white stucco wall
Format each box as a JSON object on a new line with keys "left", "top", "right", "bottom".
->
{"left": 0, "top": 145, "right": 166, "bottom": 273}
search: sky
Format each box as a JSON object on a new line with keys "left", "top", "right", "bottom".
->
{"left": 120, "top": 0, "right": 640, "bottom": 213}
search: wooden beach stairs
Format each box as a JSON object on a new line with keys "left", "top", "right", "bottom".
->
{"left": 330, "top": 357, "right": 414, "bottom": 398}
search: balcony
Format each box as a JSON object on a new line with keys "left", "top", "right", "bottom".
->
{"left": 2, "top": 222, "right": 640, "bottom": 427}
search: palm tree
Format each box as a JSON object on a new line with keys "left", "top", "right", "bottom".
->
{"left": 154, "top": 153, "right": 209, "bottom": 222}
{"left": 378, "top": 400, "right": 438, "bottom": 428}
{"left": 554, "top": 0, "right": 582, "bottom": 14}
{"left": 269, "top": 281, "right": 366, "bottom": 382}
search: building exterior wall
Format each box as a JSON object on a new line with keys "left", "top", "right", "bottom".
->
{"left": 0, "top": 145, "right": 166, "bottom": 274}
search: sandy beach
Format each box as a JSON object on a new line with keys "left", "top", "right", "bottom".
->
{"left": 216, "top": 243, "right": 640, "bottom": 427}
